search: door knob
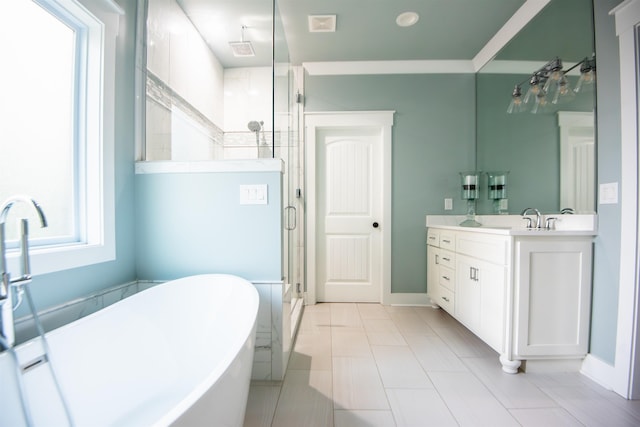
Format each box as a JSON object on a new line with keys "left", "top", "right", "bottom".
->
{"left": 373, "top": 222, "right": 379, "bottom": 228}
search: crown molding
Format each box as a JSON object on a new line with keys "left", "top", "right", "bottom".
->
{"left": 303, "top": 60, "right": 475, "bottom": 76}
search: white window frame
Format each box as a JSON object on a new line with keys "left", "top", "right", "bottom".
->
{"left": 5, "top": 0, "right": 122, "bottom": 276}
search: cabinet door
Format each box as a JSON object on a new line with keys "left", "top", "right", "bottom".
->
{"left": 456, "top": 254, "right": 506, "bottom": 353}
{"left": 478, "top": 260, "right": 507, "bottom": 353}
{"left": 455, "top": 255, "right": 480, "bottom": 332}
{"left": 514, "top": 238, "right": 592, "bottom": 357}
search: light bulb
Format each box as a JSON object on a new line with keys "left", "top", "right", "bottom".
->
{"left": 507, "top": 85, "right": 524, "bottom": 114}
{"left": 552, "top": 75, "right": 575, "bottom": 104}
{"left": 575, "top": 69, "right": 596, "bottom": 93}
{"left": 574, "top": 56, "right": 596, "bottom": 93}
{"left": 531, "top": 90, "right": 549, "bottom": 114}
{"left": 507, "top": 97, "right": 523, "bottom": 114}
{"left": 523, "top": 75, "right": 541, "bottom": 104}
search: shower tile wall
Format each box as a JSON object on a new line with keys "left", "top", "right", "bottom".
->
{"left": 146, "top": 0, "right": 274, "bottom": 161}
{"left": 146, "top": 66, "right": 275, "bottom": 160}
{"left": 13, "top": 281, "right": 159, "bottom": 344}
{"left": 146, "top": 73, "right": 224, "bottom": 161}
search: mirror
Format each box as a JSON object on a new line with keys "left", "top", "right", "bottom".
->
{"left": 475, "top": 0, "right": 596, "bottom": 215}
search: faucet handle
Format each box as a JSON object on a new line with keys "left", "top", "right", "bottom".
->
{"left": 522, "top": 217, "right": 533, "bottom": 229}
{"left": 545, "top": 217, "right": 558, "bottom": 230}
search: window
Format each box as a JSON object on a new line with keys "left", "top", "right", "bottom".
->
{"left": 0, "top": 0, "right": 121, "bottom": 274}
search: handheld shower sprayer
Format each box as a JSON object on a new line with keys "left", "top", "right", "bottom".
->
{"left": 247, "top": 120, "right": 262, "bottom": 146}
{"left": 248, "top": 120, "right": 271, "bottom": 158}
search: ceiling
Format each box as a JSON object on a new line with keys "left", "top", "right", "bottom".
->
{"left": 176, "top": 0, "right": 591, "bottom": 70}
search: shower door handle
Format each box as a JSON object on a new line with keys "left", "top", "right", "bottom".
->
{"left": 285, "top": 206, "right": 297, "bottom": 230}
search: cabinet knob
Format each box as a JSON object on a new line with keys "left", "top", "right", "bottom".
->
{"left": 373, "top": 222, "right": 379, "bottom": 228}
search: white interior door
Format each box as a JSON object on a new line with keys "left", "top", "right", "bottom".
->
{"left": 305, "top": 111, "right": 394, "bottom": 304}
{"left": 317, "top": 128, "right": 382, "bottom": 302}
{"left": 558, "top": 111, "right": 595, "bottom": 213}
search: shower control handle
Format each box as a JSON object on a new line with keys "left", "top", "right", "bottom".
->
{"left": 372, "top": 222, "right": 379, "bottom": 228}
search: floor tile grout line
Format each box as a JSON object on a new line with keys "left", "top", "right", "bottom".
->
{"left": 359, "top": 303, "right": 400, "bottom": 426}
{"left": 400, "top": 307, "right": 470, "bottom": 427}
{"left": 329, "top": 305, "right": 335, "bottom": 427}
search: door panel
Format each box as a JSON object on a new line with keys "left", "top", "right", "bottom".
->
{"left": 317, "top": 128, "right": 382, "bottom": 302}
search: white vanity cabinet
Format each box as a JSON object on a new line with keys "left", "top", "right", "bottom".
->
{"left": 426, "top": 224, "right": 593, "bottom": 374}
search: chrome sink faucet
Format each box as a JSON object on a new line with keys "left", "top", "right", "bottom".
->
{"left": 0, "top": 196, "right": 47, "bottom": 349}
{"left": 521, "top": 207, "right": 542, "bottom": 229}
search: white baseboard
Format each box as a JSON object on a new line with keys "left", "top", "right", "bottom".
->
{"left": 388, "top": 293, "right": 435, "bottom": 306}
{"left": 581, "top": 354, "right": 616, "bottom": 392}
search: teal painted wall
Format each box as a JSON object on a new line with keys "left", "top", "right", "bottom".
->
{"left": 476, "top": 73, "right": 595, "bottom": 215}
{"left": 135, "top": 172, "right": 283, "bottom": 282}
{"left": 590, "top": 0, "right": 623, "bottom": 365}
{"left": 305, "top": 74, "right": 476, "bottom": 294}
{"left": 17, "top": 0, "right": 138, "bottom": 317}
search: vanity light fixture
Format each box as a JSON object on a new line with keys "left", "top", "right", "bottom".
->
{"left": 507, "top": 54, "right": 596, "bottom": 114}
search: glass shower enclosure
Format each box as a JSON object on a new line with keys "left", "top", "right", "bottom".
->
{"left": 137, "top": 0, "right": 305, "bottom": 378}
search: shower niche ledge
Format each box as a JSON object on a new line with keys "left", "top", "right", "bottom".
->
{"left": 135, "top": 158, "right": 284, "bottom": 175}
{"left": 426, "top": 214, "right": 596, "bottom": 374}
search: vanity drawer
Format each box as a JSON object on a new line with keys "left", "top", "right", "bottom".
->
{"left": 439, "top": 266, "right": 455, "bottom": 292}
{"left": 427, "top": 229, "right": 440, "bottom": 247}
{"left": 440, "top": 233, "right": 455, "bottom": 251}
{"left": 438, "top": 249, "right": 455, "bottom": 269}
{"left": 456, "top": 232, "right": 509, "bottom": 265}
{"left": 438, "top": 286, "right": 455, "bottom": 314}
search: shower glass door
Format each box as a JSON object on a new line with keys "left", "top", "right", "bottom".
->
{"left": 273, "top": 1, "right": 305, "bottom": 347}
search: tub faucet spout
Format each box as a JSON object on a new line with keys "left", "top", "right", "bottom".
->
{"left": 0, "top": 195, "right": 48, "bottom": 349}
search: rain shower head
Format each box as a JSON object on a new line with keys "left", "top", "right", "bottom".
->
{"left": 230, "top": 26, "right": 255, "bottom": 57}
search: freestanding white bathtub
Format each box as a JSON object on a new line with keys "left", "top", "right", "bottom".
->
{"left": 0, "top": 274, "right": 259, "bottom": 427}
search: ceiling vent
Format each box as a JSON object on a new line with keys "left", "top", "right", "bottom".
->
{"left": 308, "top": 15, "right": 336, "bottom": 33}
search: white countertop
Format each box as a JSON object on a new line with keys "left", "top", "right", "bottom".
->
{"left": 426, "top": 214, "right": 598, "bottom": 237}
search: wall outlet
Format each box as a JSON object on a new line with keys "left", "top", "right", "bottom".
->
{"left": 444, "top": 198, "right": 453, "bottom": 210}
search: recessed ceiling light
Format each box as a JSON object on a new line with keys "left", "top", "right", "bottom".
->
{"left": 396, "top": 11, "right": 419, "bottom": 27}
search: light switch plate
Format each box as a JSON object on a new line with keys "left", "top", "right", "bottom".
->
{"left": 240, "top": 184, "right": 268, "bottom": 205}
{"left": 599, "top": 182, "right": 618, "bottom": 205}
{"left": 444, "top": 198, "right": 453, "bottom": 210}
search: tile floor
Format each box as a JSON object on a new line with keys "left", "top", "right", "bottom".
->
{"left": 243, "top": 303, "right": 640, "bottom": 427}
